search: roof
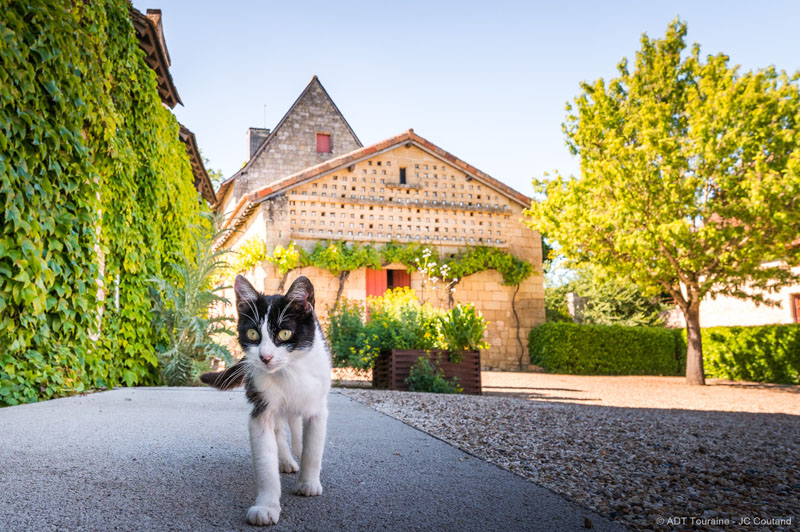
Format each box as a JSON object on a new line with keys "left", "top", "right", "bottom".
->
{"left": 178, "top": 125, "right": 217, "bottom": 205}
{"left": 129, "top": 7, "right": 182, "bottom": 108}
{"left": 216, "top": 76, "right": 362, "bottom": 200}
{"left": 219, "top": 129, "right": 532, "bottom": 240}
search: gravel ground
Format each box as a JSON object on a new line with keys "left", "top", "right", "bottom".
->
{"left": 339, "top": 377, "right": 799, "bottom": 532}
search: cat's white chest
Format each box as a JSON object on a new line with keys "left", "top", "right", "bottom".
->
{"left": 253, "top": 338, "right": 330, "bottom": 418}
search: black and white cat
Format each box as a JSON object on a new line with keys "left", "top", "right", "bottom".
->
{"left": 201, "top": 275, "right": 331, "bottom": 526}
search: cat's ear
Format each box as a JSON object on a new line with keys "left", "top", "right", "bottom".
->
{"left": 234, "top": 275, "right": 259, "bottom": 310}
{"left": 199, "top": 361, "right": 247, "bottom": 390}
{"left": 285, "top": 276, "right": 315, "bottom": 313}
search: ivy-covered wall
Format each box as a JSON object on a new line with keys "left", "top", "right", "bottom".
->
{"left": 0, "top": 1, "right": 204, "bottom": 406}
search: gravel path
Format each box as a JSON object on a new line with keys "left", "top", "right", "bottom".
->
{"left": 339, "top": 384, "right": 799, "bottom": 532}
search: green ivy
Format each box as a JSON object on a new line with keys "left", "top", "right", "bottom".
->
{"left": 0, "top": 1, "right": 205, "bottom": 405}
{"left": 265, "top": 240, "right": 534, "bottom": 286}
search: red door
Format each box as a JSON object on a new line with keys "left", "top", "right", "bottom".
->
{"left": 389, "top": 269, "right": 410, "bottom": 289}
{"left": 366, "top": 269, "right": 387, "bottom": 298}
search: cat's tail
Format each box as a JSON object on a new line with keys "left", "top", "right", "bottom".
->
{"left": 200, "top": 360, "right": 247, "bottom": 390}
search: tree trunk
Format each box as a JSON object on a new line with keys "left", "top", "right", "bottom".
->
{"left": 512, "top": 283, "right": 525, "bottom": 371}
{"left": 333, "top": 270, "right": 350, "bottom": 310}
{"left": 277, "top": 271, "right": 289, "bottom": 293}
{"left": 684, "top": 304, "right": 705, "bottom": 385}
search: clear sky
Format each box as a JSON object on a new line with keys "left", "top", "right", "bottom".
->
{"left": 132, "top": 0, "right": 800, "bottom": 197}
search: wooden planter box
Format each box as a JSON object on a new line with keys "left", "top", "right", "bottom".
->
{"left": 372, "top": 349, "right": 482, "bottom": 395}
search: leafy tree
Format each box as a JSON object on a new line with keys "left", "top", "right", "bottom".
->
{"left": 546, "top": 268, "right": 668, "bottom": 327}
{"left": 203, "top": 156, "right": 225, "bottom": 189}
{"left": 148, "top": 214, "right": 235, "bottom": 385}
{"left": 525, "top": 20, "right": 800, "bottom": 385}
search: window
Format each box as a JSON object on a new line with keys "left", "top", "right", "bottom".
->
{"left": 399, "top": 167, "right": 407, "bottom": 185}
{"left": 316, "top": 133, "right": 331, "bottom": 153}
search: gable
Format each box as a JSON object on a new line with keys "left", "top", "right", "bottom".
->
{"left": 232, "top": 76, "right": 362, "bottom": 198}
{"left": 281, "top": 143, "right": 524, "bottom": 248}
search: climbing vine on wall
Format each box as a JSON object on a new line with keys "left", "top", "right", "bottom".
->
{"left": 259, "top": 240, "right": 535, "bottom": 307}
{"left": 0, "top": 1, "right": 205, "bottom": 406}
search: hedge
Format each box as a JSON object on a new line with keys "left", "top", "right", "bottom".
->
{"left": 701, "top": 325, "right": 800, "bottom": 385}
{"left": 529, "top": 322, "right": 800, "bottom": 384}
{"left": 528, "top": 323, "right": 684, "bottom": 376}
{"left": 1, "top": 1, "right": 204, "bottom": 406}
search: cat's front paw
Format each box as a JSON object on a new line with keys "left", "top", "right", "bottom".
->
{"left": 279, "top": 458, "right": 299, "bottom": 474}
{"left": 295, "top": 480, "right": 323, "bottom": 496}
{"left": 246, "top": 504, "right": 281, "bottom": 526}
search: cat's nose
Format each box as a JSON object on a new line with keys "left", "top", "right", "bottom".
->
{"left": 260, "top": 354, "right": 273, "bottom": 365}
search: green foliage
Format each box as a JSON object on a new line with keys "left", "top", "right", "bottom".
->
{"left": 528, "top": 323, "right": 685, "bottom": 376}
{"left": 546, "top": 268, "right": 668, "bottom": 326}
{"left": 226, "top": 237, "right": 268, "bottom": 278}
{"left": 698, "top": 325, "right": 800, "bottom": 385}
{"left": 326, "top": 300, "right": 372, "bottom": 369}
{"left": 448, "top": 246, "right": 533, "bottom": 286}
{"left": 524, "top": 19, "right": 800, "bottom": 383}
{"left": 544, "top": 285, "right": 573, "bottom": 323}
{"left": 438, "top": 304, "right": 489, "bottom": 362}
{"left": 148, "top": 215, "right": 234, "bottom": 386}
{"left": 307, "top": 240, "right": 381, "bottom": 275}
{"left": 279, "top": 240, "right": 534, "bottom": 286}
{"left": 0, "top": 1, "right": 205, "bottom": 405}
{"left": 405, "top": 356, "right": 462, "bottom": 394}
{"left": 365, "top": 287, "right": 441, "bottom": 353}
{"left": 326, "top": 287, "right": 489, "bottom": 368}
{"left": 266, "top": 242, "right": 307, "bottom": 276}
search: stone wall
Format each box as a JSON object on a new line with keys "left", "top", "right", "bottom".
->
{"left": 235, "top": 79, "right": 361, "bottom": 198}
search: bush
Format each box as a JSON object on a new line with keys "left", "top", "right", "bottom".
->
{"left": 528, "top": 322, "right": 684, "bottom": 375}
{"left": 405, "top": 356, "right": 462, "bottom": 394}
{"left": 438, "top": 303, "right": 489, "bottom": 362}
{"left": 326, "top": 287, "right": 490, "bottom": 369}
{"left": 327, "top": 300, "right": 371, "bottom": 369}
{"left": 700, "top": 325, "right": 800, "bottom": 384}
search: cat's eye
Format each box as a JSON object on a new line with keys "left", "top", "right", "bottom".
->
{"left": 246, "top": 329, "right": 260, "bottom": 341}
{"left": 278, "top": 329, "right": 292, "bottom": 341}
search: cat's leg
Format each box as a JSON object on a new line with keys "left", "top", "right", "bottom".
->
{"left": 295, "top": 407, "right": 328, "bottom": 496}
{"left": 247, "top": 414, "right": 282, "bottom": 526}
{"left": 289, "top": 414, "right": 303, "bottom": 459}
{"left": 275, "top": 416, "right": 299, "bottom": 473}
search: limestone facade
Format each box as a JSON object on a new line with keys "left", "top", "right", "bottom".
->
{"left": 217, "top": 78, "right": 544, "bottom": 370}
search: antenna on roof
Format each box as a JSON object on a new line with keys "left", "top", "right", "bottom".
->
{"left": 263, "top": 104, "right": 267, "bottom": 128}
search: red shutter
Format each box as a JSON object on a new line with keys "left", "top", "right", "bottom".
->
{"left": 316, "top": 133, "right": 331, "bottom": 153}
{"left": 793, "top": 295, "right": 800, "bottom": 323}
{"left": 392, "top": 270, "right": 410, "bottom": 288}
{"left": 366, "top": 268, "right": 387, "bottom": 298}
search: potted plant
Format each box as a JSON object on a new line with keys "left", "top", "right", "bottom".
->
{"left": 357, "top": 288, "right": 488, "bottom": 394}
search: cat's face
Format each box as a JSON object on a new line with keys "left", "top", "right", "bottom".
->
{"left": 234, "top": 275, "right": 316, "bottom": 374}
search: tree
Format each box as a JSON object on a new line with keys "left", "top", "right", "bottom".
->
{"left": 203, "top": 156, "right": 225, "bottom": 189}
{"left": 546, "top": 267, "right": 668, "bottom": 327}
{"left": 524, "top": 20, "right": 800, "bottom": 385}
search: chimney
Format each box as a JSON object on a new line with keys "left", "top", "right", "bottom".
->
{"left": 248, "top": 128, "right": 270, "bottom": 159}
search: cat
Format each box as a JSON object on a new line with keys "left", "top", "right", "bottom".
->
{"left": 200, "top": 274, "right": 331, "bottom": 526}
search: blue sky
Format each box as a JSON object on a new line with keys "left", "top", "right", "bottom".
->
{"left": 132, "top": 0, "right": 800, "bottom": 197}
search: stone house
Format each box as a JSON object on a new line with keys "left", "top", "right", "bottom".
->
{"left": 216, "top": 77, "right": 544, "bottom": 370}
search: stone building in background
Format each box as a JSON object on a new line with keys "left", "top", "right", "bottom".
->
{"left": 216, "top": 77, "right": 544, "bottom": 370}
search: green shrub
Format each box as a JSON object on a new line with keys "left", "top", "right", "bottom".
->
{"left": 405, "top": 356, "right": 462, "bottom": 394}
{"left": 528, "top": 322, "right": 684, "bottom": 375}
{"left": 699, "top": 325, "right": 800, "bottom": 384}
{"left": 148, "top": 215, "right": 234, "bottom": 386}
{"left": 438, "top": 303, "right": 489, "bottom": 362}
{"left": 327, "top": 300, "right": 371, "bottom": 369}
{"left": 326, "top": 288, "right": 490, "bottom": 369}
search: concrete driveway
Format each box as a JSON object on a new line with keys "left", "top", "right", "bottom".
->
{"left": 0, "top": 388, "right": 622, "bottom": 531}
